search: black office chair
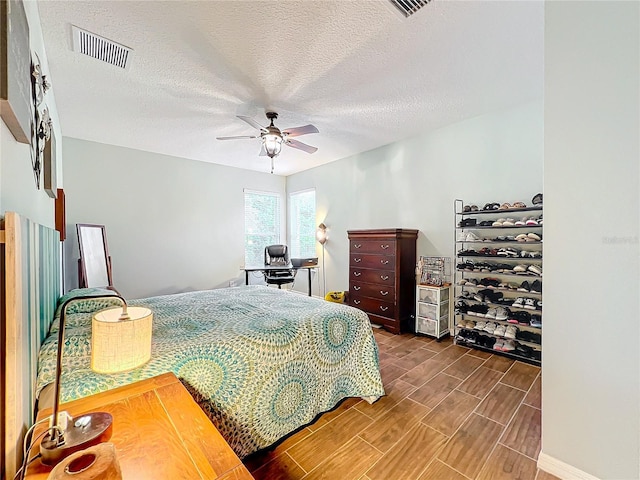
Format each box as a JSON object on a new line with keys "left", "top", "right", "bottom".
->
{"left": 264, "top": 245, "right": 295, "bottom": 289}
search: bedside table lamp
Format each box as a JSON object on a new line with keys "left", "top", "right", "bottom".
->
{"left": 40, "top": 294, "right": 152, "bottom": 466}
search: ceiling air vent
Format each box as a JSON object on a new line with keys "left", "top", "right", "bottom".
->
{"left": 388, "top": 0, "right": 431, "bottom": 18}
{"left": 71, "top": 26, "right": 132, "bottom": 69}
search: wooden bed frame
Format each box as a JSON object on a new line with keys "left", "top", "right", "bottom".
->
{"left": 1, "top": 212, "right": 61, "bottom": 479}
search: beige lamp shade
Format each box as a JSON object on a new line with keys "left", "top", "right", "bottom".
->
{"left": 91, "top": 307, "right": 153, "bottom": 374}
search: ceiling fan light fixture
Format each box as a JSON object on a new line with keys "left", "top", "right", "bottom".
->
{"left": 263, "top": 133, "right": 282, "bottom": 158}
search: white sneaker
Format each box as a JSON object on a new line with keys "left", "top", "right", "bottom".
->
{"left": 465, "top": 232, "right": 481, "bottom": 242}
{"left": 495, "top": 307, "right": 509, "bottom": 321}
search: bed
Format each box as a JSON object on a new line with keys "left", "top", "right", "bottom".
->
{"left": 35, "top": 285, "right": 385, "bottom": 458}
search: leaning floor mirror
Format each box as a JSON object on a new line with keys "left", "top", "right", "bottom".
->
{"left": 77, "top": 223, "right": 114, "bottom": 289}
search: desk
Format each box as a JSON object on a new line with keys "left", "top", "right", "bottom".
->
{"left": 243, "top": 265, "right": 315, "bottom": 296}
{"left": 25, "top": 373, "right": 254, "bottom": 480}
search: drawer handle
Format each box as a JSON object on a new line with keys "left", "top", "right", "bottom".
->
{"left": 353, "top": 299, "right": 361, "bottom": 305}
{"left": 380, "top": 290, "right": 389, "bottom": 296}
{"left": 380, "top": 275, "right": 389, "bottom": 281}
{"left": 353, "top": 272, "right": 362, "bottom": 277}
{"left": 379, "top": 306, "right": 389, "bottom": 312}
{"left": 354, "top": 258, "right": 362, "bottom": 263}
{"left": 353, "top": 285, "right": 361, "bottom": 291}
{"left": 354, "top": 244, "right": 362, "bottom": 248}
{"left": 380, "top": 259, "right": 389, "bottom": 265}
{"left": 381, "top": 244, "right": 390, "bottom": 249}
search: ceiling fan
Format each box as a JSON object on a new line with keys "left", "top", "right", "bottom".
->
{"left": 217, "top": 112, "right": 319, "bottom": 172}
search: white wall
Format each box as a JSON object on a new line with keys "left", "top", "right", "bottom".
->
{"left": 1, "top": 0, "right": 62, "bottom": 226}
{"left": 542, "top": 2, "right": 639, "bottom": 479}
{"left": 62, "top": 138, "right": 285, "bottom": 299}
{"left": 287, "top": 102, "right": 543, "bottom": 294}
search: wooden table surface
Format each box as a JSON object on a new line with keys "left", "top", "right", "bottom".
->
{"left": 25, "top": 372, "right": 254, "bottom": 480}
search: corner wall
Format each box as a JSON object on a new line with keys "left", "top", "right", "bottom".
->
{"left": 287, "top": 102, "right": 543, "bottom": 294}
{"left": 541, "top": 2, "right": 640, "bottom": 479}
{"left": 62, "top": 138, "right": 286, "bottom": 299}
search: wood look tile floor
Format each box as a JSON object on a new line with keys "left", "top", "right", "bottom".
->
{"left": 244, "top": 330, "right": 558, "bottom": 480}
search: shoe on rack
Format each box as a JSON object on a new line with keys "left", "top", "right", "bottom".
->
{"left": 524, "top": 298, "right": 536, "bottom": 310}
{"left": 483, "top": 322, "right": 497, "bottom": 334}
{"left": 531, "top": 280, "right": 542, "bottom": 293}
{"left": 505, "top": 325, "right": 518, "bottom": 339}
{"left": 465, "top": 278, "right": 479, "bottom": 286}
{"left": 474, "top": 321, "right": 487, "bottom": 330}
{"left": 515, "top": 233, "right": 528, "bottom": 242}
{"left": 526, "top": 217, "right": 539, "bottom": 226}
{"left": 527, "top": 265, "right": 542, "bottom": 275}
{"left": 479, "top": 221, "right": 494, "bottom": 226}
{"left": 527, "top": 232, "right": 541, "bottom": 241}
{"left": 511, "top": 297, "right": 525, "bottom": 308}
{"left": 516, "top": 343, "right": 535, "bottom": 358}
{"left": 515, "top": 217, "right": 527, "bottom": 226}
{"left": 502, "top": 339, "right": 516, "bottom": 351}
{"left": 529, "top": 315, "right": 542, "bottom": 328}
{"left": 492, "top": 218, "right": 506, "bottom": 227}
{"left": 494, "top": 324, "right": 506, "bottom": 337}
{"left": 485, "top": 307, "right": 498, "bottom": 319}
{"left": 502, "top": 218, "right": 516, "bottom": 227}
{"left": 465, "top": 232, "right": 481, "bottom": 242}
{"left": 532, "top": 193, "right": 543, "bottom": 205}
{"left": 494, "top": 339, "right": 505, "bottom": 351}
{"left": 517, "top": 281, "right": 531, "bottom": 292}
{"left": 513, "top": 264, "right": 528, "bottom": 273}
{"left": 495, "top": 307, "right": 509, "bottom": 321}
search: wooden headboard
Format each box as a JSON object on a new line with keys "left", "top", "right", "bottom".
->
{"left": 1, "top": 212, "right": 61, "bottom": 479}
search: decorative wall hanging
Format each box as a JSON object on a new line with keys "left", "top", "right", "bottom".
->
{"left": 43, "top": 128, "right": 57, "bottom": 198}
{"left": 0, "top": 0, "right": 32, "bottom": 144}
{"left": 30, "top": 52, "right": 52, "bottom": 189}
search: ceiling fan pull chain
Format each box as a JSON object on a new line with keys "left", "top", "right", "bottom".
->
{"left": 271, "top": 157, "right": 274, "bottom": 174}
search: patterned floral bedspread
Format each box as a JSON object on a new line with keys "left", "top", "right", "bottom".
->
{"left": 36, "top": 286, "right": 384, "bottom": 458}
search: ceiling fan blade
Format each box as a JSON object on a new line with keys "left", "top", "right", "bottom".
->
{"left": 259, "top": 143, "right": 268, "bottom": 156}
{"left": 237, "top": 115, "right": 268, "bottom": 132}
{"left": 216, "top": 135, "right": 257, "bottom": 140}
{"left": 285, "top": 138, "right": 318, "bottom": 154}
{"left": 282, "top": 124, "right": 319, "bottom": 138}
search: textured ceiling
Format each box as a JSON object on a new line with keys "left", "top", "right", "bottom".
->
{"left": 37, "top": 0, "right": 544, "bottom": 176}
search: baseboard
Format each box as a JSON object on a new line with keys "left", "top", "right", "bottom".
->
{"left": 537, "top": 452, "right": 601, "bottom": 480}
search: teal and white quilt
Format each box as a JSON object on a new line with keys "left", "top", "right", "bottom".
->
{"left": 36, "top": 286, "right": 384, "bottom": 458}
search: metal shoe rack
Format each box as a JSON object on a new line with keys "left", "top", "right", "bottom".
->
{"left": 453, "top": 199, "right": 543, "bottom": 365}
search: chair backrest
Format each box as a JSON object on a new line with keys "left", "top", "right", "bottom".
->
{"left": 264, "top": 244, "right": 290, "bottom": 266}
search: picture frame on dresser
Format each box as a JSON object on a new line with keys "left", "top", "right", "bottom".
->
{"left": 0, "top": 0, "right": 32, "bottom": 144}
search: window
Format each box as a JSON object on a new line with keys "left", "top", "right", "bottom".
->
{"left": 289, "top": 189, "right": 316, "bottom": 258}
{"left": 244, "top": 190, "right": 281, "bottom": 267}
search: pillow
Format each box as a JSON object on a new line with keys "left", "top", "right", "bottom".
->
{"left": 55, "top": 287, "right": 125, "bottom": 318}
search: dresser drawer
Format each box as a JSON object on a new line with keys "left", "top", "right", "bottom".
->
{"left": 350, "top": 268, "right": 395, "bottom": 286}
{"left": 350, "top": 282, "right": 396, "bottom": 302}
{"left": 350, "top": 254, "right": 395, "bottom": 271}
{"left": 349, "top": 295, "right": 395, "bottom": 318}
{"left": 350, "top": 239, "right": 397, "bottom": 255}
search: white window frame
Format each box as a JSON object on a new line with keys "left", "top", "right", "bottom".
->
{"left": 244, "top": 189, "right": 284, "bottom": 267}
{"left": 288, "top": 188, "right": 317, "bottom": 260}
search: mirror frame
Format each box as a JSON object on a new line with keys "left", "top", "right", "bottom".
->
{"left": 76, "top": 223, "right": 113, "bottom": 288}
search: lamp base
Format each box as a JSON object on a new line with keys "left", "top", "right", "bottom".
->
{"left": 40, "top": 412, "right": 113, "bottom": 466}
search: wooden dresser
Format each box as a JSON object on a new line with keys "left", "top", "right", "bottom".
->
{"left": 347, "top": 229, "right": 418, "bottom": 334}
{"left": 25, "top": 373, "right": 253, "bottom": 480}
